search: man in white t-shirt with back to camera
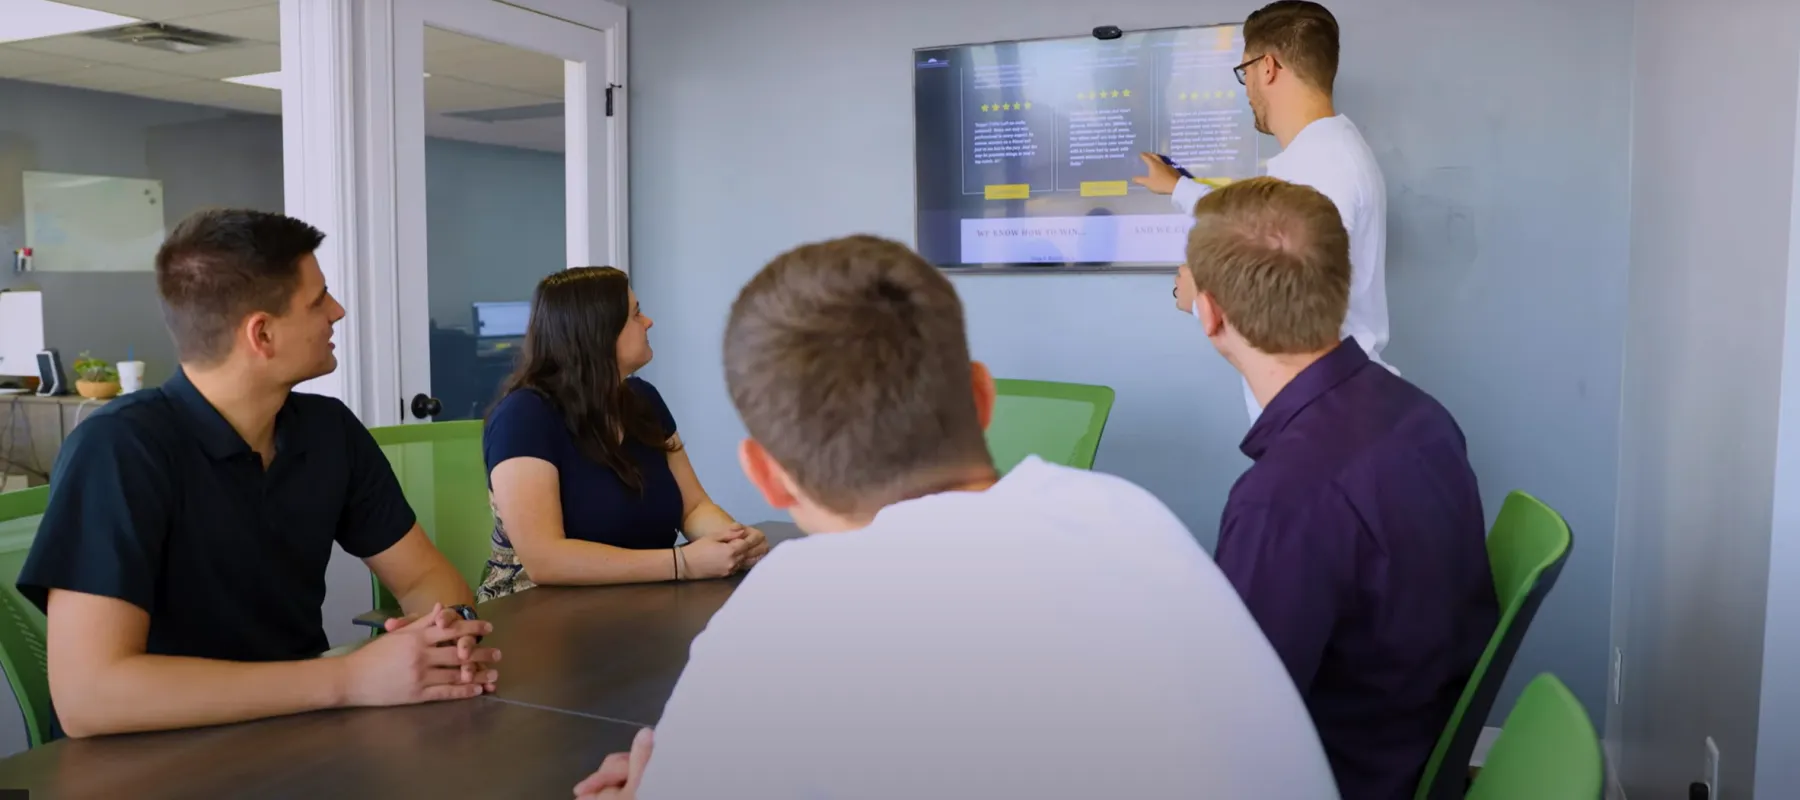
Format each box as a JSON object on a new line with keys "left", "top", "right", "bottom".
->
{"left": 1138, "top": 0, "right": 1391, "bottom": 416}
{"left": 572, "top": 234, "right": 1338, "bottom": 799}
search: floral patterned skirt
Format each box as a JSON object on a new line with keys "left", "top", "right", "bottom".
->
{"left": 476, "top": 494, "right": 536, "bottom": 602}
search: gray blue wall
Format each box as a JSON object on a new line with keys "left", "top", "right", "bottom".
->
{"left": 1751, "top": 10, "right": 1800, "bottom": 800}
{"left": 1759, "top": 62, "right": 1800, "bottom": 797}
{"left": 424, "top": 137, "right": 565, "bottom": 328}
{"left": 627, "top": 0, "right": 1633, "bottom": 723}
{"left": 1610, "top": 1, "right": 1800, "bottom": 797}
{"left": 0, "top": 78, "right": 284, "bottom": 388}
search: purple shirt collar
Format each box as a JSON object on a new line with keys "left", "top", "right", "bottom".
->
{"left": 1241, "top": 338, "right": 1371, "bottom": 461}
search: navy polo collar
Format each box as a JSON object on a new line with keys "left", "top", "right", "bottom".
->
{"left": 1240, "top": 339, "right": 1371, "bottom": 461}
{"left": 165, "top": 368, "right": 307, "bottom": 462}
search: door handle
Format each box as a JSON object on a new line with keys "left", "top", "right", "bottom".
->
{"left": 409, "top": 393, "right": 442, "bottom": 420}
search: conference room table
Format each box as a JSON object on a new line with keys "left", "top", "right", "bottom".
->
{"left": 0, "top": 522, "right": 806, "bottom": 798}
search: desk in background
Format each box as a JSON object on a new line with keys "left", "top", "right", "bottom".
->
{"left": 0, "top": 394, "right": 109, "bottom": 490}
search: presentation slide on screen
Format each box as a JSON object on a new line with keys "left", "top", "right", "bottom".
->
{"left": 914, "top": 25, "right": 1267, "bottom": 269}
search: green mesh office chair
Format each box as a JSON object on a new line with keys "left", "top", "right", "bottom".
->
{"left": 1416, "top": 491, "right": 1574, "bottom": 799}
{"left": 1465, "top": 673, "right": 1602, "bottom": 800}
{"left": 367, "top": 422, "right": 494, "bottom": 611}
{"left": 984, "top": 379, "right": 1116, "bottom": 474}
{"left": 0, "top": 487, "right": 51, "bottom": 747}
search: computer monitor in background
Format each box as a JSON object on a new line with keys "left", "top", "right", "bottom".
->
{"left": 472, "top": 301, "right": 530, "bottom": 339}
{"left": 0, "top": 291, "right": 45, "bottom": 379}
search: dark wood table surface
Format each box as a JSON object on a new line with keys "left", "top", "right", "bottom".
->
{"left": 0, "top": 522, "right": 805, "bottom": 798}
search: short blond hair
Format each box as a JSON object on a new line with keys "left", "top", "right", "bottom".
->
{"left": 1185, "top": 177, "right": 1349, "bottom": 354}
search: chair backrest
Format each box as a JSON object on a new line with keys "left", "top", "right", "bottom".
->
{"left": 0, "top": 487, "right": 51, "bottom": 747}
{"left": 984, "top": 379, "right": 1116, "bottom": 473}
{"left": 1465, "top": 673, "right": 1603, "bottom": 800}
{"left": 1416, "top": 490, "right": 1574, "bottom": 799}
{"left": 367, "top": 422, "right": 493, "bottom": 609}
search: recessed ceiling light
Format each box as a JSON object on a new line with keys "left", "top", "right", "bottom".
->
{"left": 222, "top": 70, "right": 281, "bottom": 89}
{"left": 0, "top": 0, "right": 139, "bottom": 44}
{"left": 223, "top": 71, "right": 432, "bottom": 91}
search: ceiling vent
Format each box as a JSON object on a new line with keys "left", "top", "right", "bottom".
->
{"left": 81, "top": 23, "right": 245, "bottom": 55}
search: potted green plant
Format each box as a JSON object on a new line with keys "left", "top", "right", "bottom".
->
{"left": 73, "top": 352, "right": 120, "bottom": 399}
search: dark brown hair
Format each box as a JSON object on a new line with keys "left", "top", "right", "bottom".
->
{"left": 1185, "top": 177, "right": 1349, "bottom": 354}
{"left": 723, "top": 235, "right": 991, "bottom": 515}
{"left": 154, "top": 208, "right": 325, "bottom": 365}
{"left": 491, "top": 267, "right": 675, "bottom": 492}
{"left": 1244, "top": 0, "right": 1341, "bottom": 94}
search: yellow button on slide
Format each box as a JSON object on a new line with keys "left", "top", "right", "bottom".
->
{"left": 1080, "top": 181, "right": 1129, "bottom": 197}
{"left": 984, "top": 184, "right": 1030, "bottom": 200}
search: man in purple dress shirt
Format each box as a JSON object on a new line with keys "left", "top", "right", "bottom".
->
{"left": 1175, "top": 177, "right": 1498, "bottom": 799}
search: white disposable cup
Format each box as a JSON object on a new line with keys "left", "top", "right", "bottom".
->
{"left": 117, "top": 360, "right": 145, "bottom": 393}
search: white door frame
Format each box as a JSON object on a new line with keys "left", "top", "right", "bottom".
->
{"left": 281, "top": 0, "right": 363, "bottom": 406}
{"left": 282, "top": 0, "right": 626, "bottom": 425}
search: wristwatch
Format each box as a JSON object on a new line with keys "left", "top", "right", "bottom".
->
{"left": 448, "top": 604, "right": 482, "bottom": 643}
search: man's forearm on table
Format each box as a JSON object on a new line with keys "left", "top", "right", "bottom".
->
{"left": 396, "top": 569, "right": 476, "bottom": 615}
{"left": 56, "top": 654, "right": 348, "bottom": 738}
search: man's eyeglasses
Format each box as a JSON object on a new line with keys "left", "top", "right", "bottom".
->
{"left": 1233, "top": 54, "right": 1266, "bottom": 86}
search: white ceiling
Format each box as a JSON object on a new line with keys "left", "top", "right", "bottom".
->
{"left": 0, "top": 0, "right": 569, "bottom": 152}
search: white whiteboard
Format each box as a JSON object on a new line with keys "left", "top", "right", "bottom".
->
{"left": 22, "top": 171, "right": 165, "bottom": 273}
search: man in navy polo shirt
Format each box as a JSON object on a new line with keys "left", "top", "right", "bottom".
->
{"left": 1175, "top": 178, "right": 1496, "bottom": 799}
{"left": 19, "top": 209, "right": 500, "bottom": 738}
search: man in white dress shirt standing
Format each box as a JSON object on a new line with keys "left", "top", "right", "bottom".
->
{"left": 1138, "top": 1, "right": 1392, "bottom": 416}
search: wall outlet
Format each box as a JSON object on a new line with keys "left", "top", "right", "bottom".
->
{"left": 1705, "top": 736, "right": 1721, "bottom": 798}
{"left": 1611, "top": 647, "right": 1626, "bottom": 704}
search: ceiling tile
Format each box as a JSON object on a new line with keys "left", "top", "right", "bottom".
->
{"left": 19, "top": 63, "right": 193, "bottom": 92}
{"left": 430, "top": 51, "right": 564, "bottom": 97}
{"left": 9, "top": 33, "right": 182, "bottom": 65}
{"left": 0, "top": 45, "right": 95, "bottom": 77}
{"left": 132, "top": 77, "right": 280, "bottom": 114}
{"left": 424, "top": 27, "right": 505, "bottom": 54}
{"left": 425, "top": 39, "right": 520, "bottom": 67}
{"left": 0, "top": 0, "right": 136, "bottom": 44}
{"left": 167, "top": 4, "right": 279, "bottom": 43}
{"left": 58, "top": 0, "right": 271, "bottom": 21}
{"left": 142, "top": 43, "right": 278, "bottom": 79}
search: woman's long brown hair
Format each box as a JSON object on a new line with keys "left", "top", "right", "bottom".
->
{"left": 489, "top": 267, "right": 676, "bottom": 493}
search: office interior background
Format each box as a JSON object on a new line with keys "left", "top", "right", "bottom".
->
{"left": 0, "top": 0, "right": 1797, "bottom": 797}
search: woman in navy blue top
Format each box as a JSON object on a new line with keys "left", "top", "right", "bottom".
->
{"left": 478, "top": 267, "right": 769, "bottom": 600}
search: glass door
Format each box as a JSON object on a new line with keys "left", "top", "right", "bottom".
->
{"left": 391, "top": 0, "right": 623, "bottom": 422}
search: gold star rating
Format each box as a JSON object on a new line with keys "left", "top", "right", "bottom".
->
{"left": 1023, "top": 101, "right": 1032, "bottom": 109}
{"left": 1122, "top": 89, "right": 1131, "bottom": 97}
{"left": 981, "top": 104, "right": 991, "bottom": 112}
